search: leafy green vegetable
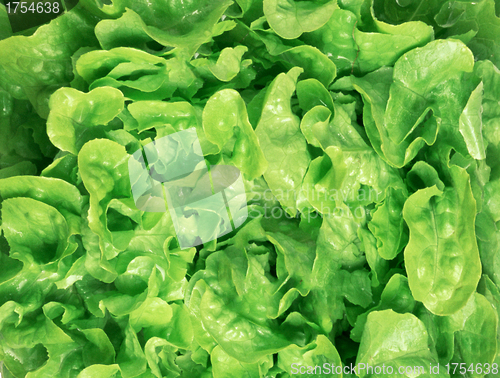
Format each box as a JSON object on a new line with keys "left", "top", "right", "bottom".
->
{"left": 0, "top": 5, "right": 98, "bottom": 118}
{"left": 1, "top": 0, "right": 500, "bottom": 377}
{"left": 255, "top": 67, "right": 310, "bottom": 215}
{"left": 202, "top": 89, "right": 267, "bottom": 180}
{"left": 263, "top": 0, "right": 336, "bottom": 39}
{"left": 403, "top": 165, "right": 481, "bottom": 315}
{"left": 368, "top": 187, "right": 407, "bottom": 260}
{"left": 47, "top": 87, "right": 125, "bottom": 154}
{"left": 357, "top": 310, "right": 447, "bottom": 377}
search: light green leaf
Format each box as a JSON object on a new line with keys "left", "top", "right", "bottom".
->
{"left": 368, "top": 187, "right": 407, "bottom": 260}
{"left": 403, "top": 165, "right": 481, "bottom": 315}
{"left": 356, "top": 310, "right": 447, "bottom": 377}
{"left": 277, "top": 335, "right": 342, "bottom": 377}
{"left": 459, "top": 81, "right": 486, "bottom": 160}
{"left": 352, "top": 67, "right": 439, "bottom": 168}
{"left": 263, "top": 0, "right": 336, "bottom": 39}
{"left": 447, "top": 293, "right": 498, "bottom": 376}
{"left": 77, "top": 365, "right": 121, "bottom": 378}
{"left": 194, "top": 46, "right": 249, "bottom": 82}
{"left": 385, "top": 40, "right": 475, "bottom": 151}
{"left": 211, "top": 345, "right": 265, "bottom": 378}
{"left": 47, "top": 87, "right": 125, "bottom": 154}
{"left": 203, "top": 89, "right": 267, "bottom": 180}
{"left": 255, "top": 67, "right": 310, "bottom": 215}
{"left": 1, "top": 198, "right": 73, "bottom": 265}
{"left": 78, "top": 139, "right": 133, "bottom": 262}
{"left": 0, "top": 7, "right": 98, "bottom": 117}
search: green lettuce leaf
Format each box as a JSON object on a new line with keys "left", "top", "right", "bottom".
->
{"left": 263, "top": 0, "right": 336, "bottom": 39}
{"left": 202, "top": 89, "right": 268, "bottom": 180}
{"left": 403, "top": 165, "right": 481, "bottom": 315}
{"left": 356, "top": 310, "right": 447, "bottom": 377}
{"left": 47, "top": 87, "right": 125, "bottom": 154}
{"left": 255, "top": 67, "right": 310, "bottom": 215}
{"left": 0, "top": 6, "right": 98, "bottom": 117}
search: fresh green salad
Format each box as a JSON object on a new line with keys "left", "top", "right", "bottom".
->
{"left": 1, "top": 0, "right": 500, "bottom": 377}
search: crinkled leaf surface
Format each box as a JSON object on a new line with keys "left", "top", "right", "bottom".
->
{"left": 403, "top": 165, "right": 481, "bottom": 315}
